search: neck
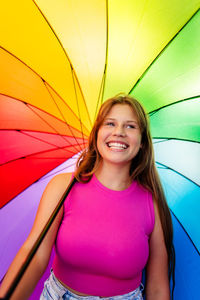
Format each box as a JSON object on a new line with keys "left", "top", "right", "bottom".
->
{"left": 95, "top": 162, "right": 132, "bottom": 191}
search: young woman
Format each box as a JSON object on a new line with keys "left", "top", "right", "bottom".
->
{"left": 0, "top": 95, "right": 174, "bottom": 300}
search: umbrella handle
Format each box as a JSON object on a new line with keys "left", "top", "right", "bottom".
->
{"left": 0, "top": 177, "right": 77, "bottom": 300}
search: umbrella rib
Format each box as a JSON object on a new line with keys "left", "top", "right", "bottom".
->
{"left": 32, "top": 0, "right": 92, "bottom": 148}
{"left": 26, "top": 97, "right": 88, "bottom": 150}
{"left": 71, "top": 69, "right": 92, "bottom": 128}
{"left": 170, "top": 210, "right": 200, "bottom": 256}
{"left": 71, "top": 67, "right": 86, "bottom": 149}
{"left": 0, "top": 45, "right": 47, "bottom": 79}
{"left": 152, "top": 138, "right": 169, "bottom": 144}
{"left": 31, "top": 0, "right": 90, "bottom": 124}
{"left": 0, "top": 45, "right": 86, "bottom": 121}
{"left": 19, "top": 130, "right": 82, "bottom": 150}
{"left": 0, "top": 93, "right": 89, "bottom": 151}
{"left": 0, "top": 143, "right": 81, "bottom": 167}
{"left": 97, "top": 0, "right": 109, "bottom": 109}
{"left": 156, "top": 161, "right": 200, "bottom": 187}
{"left": 0, "top": 44, "right": 85, "bottom": 124}
{"left": 149, "top": 95, "right": 200, "bottom": 115}
{"left": 0, "top": 46, "right": 90, "bottom": 148}
{"left": 128, "top": 8, "right": 200, "bottom": 94}
{"left": 26, "top": 102, "right": 85, "bottom": 153}
{"left": 152, "top": 137, "right": 200, "bottom": 144}
{"left": 42, "top": 81, "right": 83, "bottom": 152}
{"left": 94, "top": 66, "right": 107, "bottom": 120}
{"left": 0, "top": 127, "right": 87, "bottom": 147}
{"left": 42, "top": 81, "right": 90, "bottom": 137}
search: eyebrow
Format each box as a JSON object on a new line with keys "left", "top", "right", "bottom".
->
{"left": 105, "top": 117, "right": 138, "bottom": 124}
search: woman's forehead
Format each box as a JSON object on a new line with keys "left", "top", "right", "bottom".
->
{"left": 105, "top": 103, "right": 138, "bottom": 120}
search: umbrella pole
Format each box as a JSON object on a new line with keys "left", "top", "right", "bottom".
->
{"left": 0, "top": 177, "right": 77, "bottom": 300}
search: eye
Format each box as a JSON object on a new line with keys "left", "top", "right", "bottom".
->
{"left": 104, "top": 121, "right": 115, "bottom": 126}
{"left": 126, "top": 124, "right": 136, "bottom": 129}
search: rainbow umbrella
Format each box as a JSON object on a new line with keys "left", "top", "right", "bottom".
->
{"left": 0, "top": 1, "right": 200, "bottom": 299}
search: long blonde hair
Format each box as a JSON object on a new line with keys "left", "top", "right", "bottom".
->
{"left": 75, "top": 94, "right": 175, "bottom": 293}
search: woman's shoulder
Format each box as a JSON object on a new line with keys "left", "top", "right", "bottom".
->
{"left": 42, "top": 172, "right": 73, "bottom": 200}
{"left": 49, "top": 172, "right": 73, "bottom": 186}
{"left": 23, "top": 173, "right": 73, "bottom": 252}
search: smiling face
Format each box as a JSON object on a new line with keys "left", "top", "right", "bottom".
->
{"left": 97, "top": 104, "right": 142, "bottom": 170}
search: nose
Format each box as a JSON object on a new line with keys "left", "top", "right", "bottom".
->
{"left": 113, "top": 125, "right": 126, "bottom": 137}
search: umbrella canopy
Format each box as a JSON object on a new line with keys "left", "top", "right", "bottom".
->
{"left": 0, "top": 1, "right": 200, "bottom": 299}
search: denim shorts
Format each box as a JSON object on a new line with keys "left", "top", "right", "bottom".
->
{"left": 40, "top": 270, "right": 143, "bottom": 300}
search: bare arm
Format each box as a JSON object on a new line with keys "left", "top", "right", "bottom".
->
{"left": 0, "top": 173, "right": 72, "bottom": 300}
{"left": 146, "top": 202, "right": 170, "bottom": 300}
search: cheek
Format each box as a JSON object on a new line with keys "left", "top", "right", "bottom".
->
{"left": 131, "top": 135, "right": 142, "bottom": 150}
{"left": 97, "top": 128, "right": 107, "bottom": 144}
{"left": 97, "top": 128, "right": 111, "bottom": 156}
{"left": 97, "top": 130, "right": 101, "bottom": 146}
{"left": 97, "top": 130, "right": 104, "bottom": 155}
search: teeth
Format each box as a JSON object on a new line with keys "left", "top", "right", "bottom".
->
{"left": 107, "top": 142, "right": 128, "bottom": 149}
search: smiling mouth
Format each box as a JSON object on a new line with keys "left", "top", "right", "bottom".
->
{"left": 106, "top": 142, "right": 128, "bottom": 149}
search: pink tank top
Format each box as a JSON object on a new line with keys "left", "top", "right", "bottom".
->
{"left": 53, "top": 174, "right": 155, "bottom": 297}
